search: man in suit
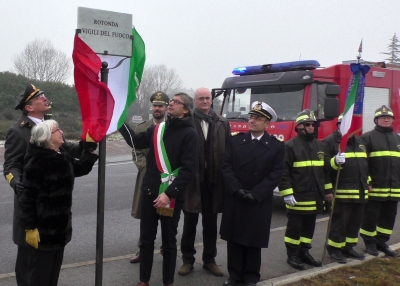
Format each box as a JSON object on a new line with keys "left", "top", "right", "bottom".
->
{"left": 119, "top": 91, "right": 169, "bottom": 263}
{"left": 220, "top": 101, "right": 285, "bottom": 286}
{"left": 178, "top": 87, "right": 230, "bottom": 277}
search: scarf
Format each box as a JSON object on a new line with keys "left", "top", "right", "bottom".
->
{"left": 194, "top": 108, "right": 215, "bottom": 124}
{"left": 153, "top": 122, "right": 181, "bottom": 217}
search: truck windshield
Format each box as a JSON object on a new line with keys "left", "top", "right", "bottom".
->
{"left": 221, "top": 84, "right": 305, "bottom": 121}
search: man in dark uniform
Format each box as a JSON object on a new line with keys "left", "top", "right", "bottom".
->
{"left": 178, "top": 87, "right": 230, "bottom": 277}
{"left": 322, "top": 114, "right": 368, "bottom": 264}
{"left": 119, "top": 91, "right": 169, "bottom": 264}
{"left": 360, "top": 105, "right": 400, "bottom": 257}
{"left": 279, "top": 109, "right": 333, "bottom": 270}
{"left": 3, "top": 83, "right": 95, "bottom": 285}
{"left": 220, "top": 101, "right": 285, "bottom": 286}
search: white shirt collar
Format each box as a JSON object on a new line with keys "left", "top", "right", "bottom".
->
{"left": 27, "top": 116, "right": 44, "bottom": 125}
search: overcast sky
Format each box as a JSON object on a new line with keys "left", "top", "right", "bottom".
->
{"left": 2, "top": 0, "right": 398, "bottom": 91}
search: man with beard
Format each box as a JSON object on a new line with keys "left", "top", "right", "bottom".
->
{"left": 120, "top": 91, "right": 169, "bottom": 264}
{"left": 360, "top": 105, "right": 400, "bottom": 257}
{"left": 279, "top": 109, "right": 332, "bottom": 270}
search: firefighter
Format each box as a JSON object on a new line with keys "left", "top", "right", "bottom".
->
{"left": 279, "top": 109, "right": 333, "bottom": 270}
{"left": 322, "top": 114, "right": 368, "bottom": 264}
{"left": 360, "top": 105, "right": 400, "bottom": 257}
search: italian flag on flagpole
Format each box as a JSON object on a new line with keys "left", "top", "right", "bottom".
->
{"left": 72, "top": 27, "right": 145, "bottom": 142}
{"left": 339, "top": 63, "right": 370, "bottom": 152}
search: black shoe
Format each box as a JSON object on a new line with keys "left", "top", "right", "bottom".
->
{"left": 287, "top": 255, "right": 305, "bottom": 270}
{"left": 327, "top": 248, "right": 347, "bottom": 264}
{"left": 365, "top": 244, "right": 379, "bottom": 256}
{"left": 377, "top": 243, "right": 397, "bottom": 257}
{"left": 223, "top": 278, "right": 240, "bottom": 286}
{"left": 343, "top": 248, "right": 365, "bottom": 260}
{"left": 299, "top": 251, "right": 322, "bottom": 267}
{"left": 130, "top": 253, "right": 140, "bottom": 264}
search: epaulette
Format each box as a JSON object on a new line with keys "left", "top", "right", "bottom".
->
{"left": 231, "top": 132, "right": 243, "bottom": 136}
{"left": 272, "top": 135, "right": 284, "bottom": 142}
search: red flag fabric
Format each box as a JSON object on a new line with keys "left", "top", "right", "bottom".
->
{"left": 72, "top": 34, "right": 115, "bottom": 142}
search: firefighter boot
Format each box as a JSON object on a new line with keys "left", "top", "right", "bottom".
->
{"left": 365, "top": 244, "right": 379, "bottom": 256}
{"left": 327, "top": 246, "right": 347, "bottom": 264}
{"left": 287, "top": 255, "right": 305, "bottom": 270}
{"left": 299, "top": 248, "right": 322, "bottom": 267}
{"left": 342, "top": 247, "right": 365, "bottom": 260}
{"left": 376, "top": 242, "right": 397, "bottom": 257}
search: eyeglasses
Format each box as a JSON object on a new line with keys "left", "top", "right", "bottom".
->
{"left": 169, "top": 99, "right": 185, "bottom": 105}
{"left": 304, "top": 123, "right": 315, "bottom": 127}
{"left": 32, "top": 94, "right": 46, "bottom": 100}
{"left": 52, "top": 127, "right": 62, "bottom": 134}
{"left": 196, "top": 97, "right": 211, "bottom": 101}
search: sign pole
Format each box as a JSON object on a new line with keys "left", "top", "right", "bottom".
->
{"left": 95, "top": 61, "right": 108, "bottom": 286}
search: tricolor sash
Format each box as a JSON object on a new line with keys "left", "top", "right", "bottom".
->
{"left": 153, "top": 122, "right": 181, "bottom": 217}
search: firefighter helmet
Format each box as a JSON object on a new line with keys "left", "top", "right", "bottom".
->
{"left": 374, "top": 105, "right": 394, "bottom": 119}
{"left": 295, "top": 109, "right": 317, "bottom": 126}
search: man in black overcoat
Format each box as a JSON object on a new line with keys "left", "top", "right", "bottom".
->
{"left": 220, "top": 101, "right": 285, "bottom": 286}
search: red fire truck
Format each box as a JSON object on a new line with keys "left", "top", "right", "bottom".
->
{"left": 212, "top": 60, "right": 400, "bottom": 140}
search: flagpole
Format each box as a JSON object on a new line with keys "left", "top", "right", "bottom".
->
{"left": 95, "top": 61, "right": 108, "bottom": 286}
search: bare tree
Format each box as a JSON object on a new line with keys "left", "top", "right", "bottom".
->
{"left": 12, "top": 39, "right": 72, "bottom": 83}
{"left": 132, "top": 64, "right": 183, "bottom": 118}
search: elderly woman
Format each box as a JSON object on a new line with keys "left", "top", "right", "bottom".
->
{"left": 18, "top": 120, "right": 98, "bottom": 286}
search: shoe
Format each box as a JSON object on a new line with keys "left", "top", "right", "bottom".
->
{"left": 343, "top": 248, "right": 365, "bottom": 260}
{"left": 178, "top": 263, "right": 193, "bottom": 276}
{"left": 130, "top": 253, "right": 140, "bottom": 264}
{"left": 223, "top": 278, "right": 240, "bottom": 286}
{"left": 299, "top": 250, "right": 322, "bottom": 267}
{"left": 327, "top": 247, "right": 347, "bottom": 264}
{"left": 287, "top": 255, "right": 305, "bottom": 270}
{"left": 136, "top": 282, "right": 149, "bottom": 286}
{"left": 203, "top": 262, "right": 224, "bottom": 277}
{"left": 365, "top": 244, "right": 379, "bottom": 256}
{"left": 377, "top": 243, "right": 397, "bottom": 257}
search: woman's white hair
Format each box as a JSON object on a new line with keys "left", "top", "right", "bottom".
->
{"left": 30, "top": 120, "right": 59, "bottom": 148}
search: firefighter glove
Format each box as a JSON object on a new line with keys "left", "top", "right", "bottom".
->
{"left": 284, "top": 195, "right": 297, "bottom": 206}
{"left": 235, "top": 189, "right": 248, "bottom": 200}
{"left": 25, "top": 228, "right": 40, "bottom": 249}
{"left": 335, "top": 152, "right": 345, "bottom": 165}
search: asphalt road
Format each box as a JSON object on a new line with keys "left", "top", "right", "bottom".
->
{"left": 1, "top": 140, "right": 400, "bottom": 286}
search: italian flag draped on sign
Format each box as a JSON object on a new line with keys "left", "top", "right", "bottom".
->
{"left": 339, "top": 63, "right": 370, "bottom": 151}
{"left": 72, "top": 28, "right": 145, "bottom": 142}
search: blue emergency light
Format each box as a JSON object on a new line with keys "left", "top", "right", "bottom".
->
{"left": 232, "top": 60, "right": 320, "bottom": 76}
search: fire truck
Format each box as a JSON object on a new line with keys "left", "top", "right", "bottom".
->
{"left": 212, "top": 60, "right": 400, "bottom": 140}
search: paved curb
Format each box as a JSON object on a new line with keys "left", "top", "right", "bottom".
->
{"left": 257, "top": 242, "right": 400, "bottom": 286}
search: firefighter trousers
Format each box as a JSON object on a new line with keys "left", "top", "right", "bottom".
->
{"left": 328, "top": 201, "right": 364, "bottom": 250}
{"left": 360, "top": 200, "right": 398, "bottom": 245}
{"left": 285, "top": 212, "right": 317, "bottom": 256}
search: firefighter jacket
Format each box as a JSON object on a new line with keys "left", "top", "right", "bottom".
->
{"left": 322, "top": 130, "right": 368, "bottom": 203}
{"left": 361, "top": 125, "right": 400, "bottom": 201}
{"left": 279, "top": 133, "right": 333, "bottom": 214}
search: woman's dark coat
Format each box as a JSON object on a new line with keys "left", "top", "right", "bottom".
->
{"left": 19, "top": 144, "right": 98, "bottom": 250}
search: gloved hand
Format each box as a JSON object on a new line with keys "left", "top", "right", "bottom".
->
{"left": 284, "top": 195, "right": 297, "bottom": 206}
{"left": 25, "top": 228, "right": 40, "bottom": 249}
{"left": 335, "top": 152, "right": 345, "bottom": 165}
{"left": 242, "top": 193, "right": 256, "bottom": 203}
{"left": 79, "top": 140, "right": 98, "bottom": 152}
{"left": 15, "top": 181, "right": 25, "bottom": 196}
{"left": 234, "top": 189, "right": 248, "bottom": 200}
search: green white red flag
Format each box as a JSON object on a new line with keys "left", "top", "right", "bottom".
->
{"left": 72, "top": 28, "right": 145, "bottom": 142}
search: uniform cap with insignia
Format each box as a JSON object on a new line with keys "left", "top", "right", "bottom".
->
{"left": 150, "top": 91, "right": 169, "bottom": 106}
{"left": 374, "top": 105, "right": 394, "bottom": 119}
{"left": 295, "top": 109, "right": 317, "bottom": 126}
{"left": 15, "top": 83, "right": 45, "bottom": 110}
{"left": 248, "top": 101, "right": 277, "bottom": 122}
